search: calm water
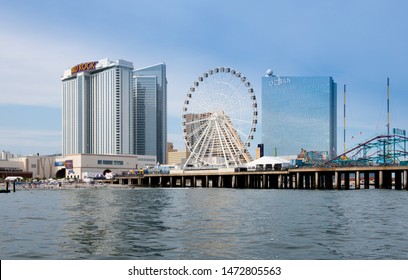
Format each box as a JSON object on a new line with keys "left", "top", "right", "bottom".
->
{"left": 1, "top": 187, "right": 408, "bottom": 259}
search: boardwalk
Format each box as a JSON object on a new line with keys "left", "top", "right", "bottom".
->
{"left": 116, "top": 165, "right": 408, "bottom": 190}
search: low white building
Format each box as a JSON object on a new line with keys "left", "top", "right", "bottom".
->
{"left": 57, "top": 154, "right": 157, "bottom": 179}
{"left": 245, "top": 156, "right": 290, "bottom": 171}
{"left": 1, "top": 150, "right": 16, "bottom": 160}
{"left": 6, "top": 155, "right": 57, "bottom": 179}
{"left": 1, "top": 153, "right": 157, "bottom": 180}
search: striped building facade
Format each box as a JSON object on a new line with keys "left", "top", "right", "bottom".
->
{"left": 61, "top": 59, "right": 167, "bottom": 163}
{"left": 61, "top": 59, "right": 134, "bottom": 155}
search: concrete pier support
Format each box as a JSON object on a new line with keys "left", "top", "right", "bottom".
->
{"left": 355, "top": 171, "right": 360, "bottom": 189}
{"left": 404, "top": 170, "right": 408, "bottom": 190}
{"left": 296, "top": 173, "right": 300, "bottom": 188}
{"left": 334, "top": 172, "right": 339, "bottom": 189}
{"left": 282, "top": 175, "right": 286, "bottom": 188}
{"left": 291, "top": 174, "right": 295, "bottom": 188}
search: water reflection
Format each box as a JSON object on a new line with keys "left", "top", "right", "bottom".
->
{"left": 2, "top": 188, "right": 408, "bottom": 259}
{"left": 61, "top": 188, "right": 171, "bottom": 259}
{"left": 161, "top": 189, "right": 244, "bottom": 259}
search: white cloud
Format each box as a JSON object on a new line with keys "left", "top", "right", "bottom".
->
{"left": 0, "top": 25, "right": 114, "bottom": 108}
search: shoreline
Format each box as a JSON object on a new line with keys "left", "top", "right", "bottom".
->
{"left": 0, "top": 182, "right": 135, "bottom": 191}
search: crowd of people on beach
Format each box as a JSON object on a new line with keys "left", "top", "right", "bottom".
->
{"left": 0, "top": 178, "right": 127, "bottom": 190}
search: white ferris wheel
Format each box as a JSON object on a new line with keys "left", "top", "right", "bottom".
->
{"left": 182, "top": 67, "right": 258, "bottom": 168}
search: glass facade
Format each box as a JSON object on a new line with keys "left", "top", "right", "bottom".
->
{"left": 133, "top": 64, "right": 167, "bottom": 164}
{"left": 135, "top": 76, "right": 157, "bottom": 155}
{"left": 262, "top": 76, "right": 337, "bottom": 158}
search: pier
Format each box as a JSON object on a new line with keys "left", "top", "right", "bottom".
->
{"left": 116, "top": 165, "right": 408, "bottom": 190}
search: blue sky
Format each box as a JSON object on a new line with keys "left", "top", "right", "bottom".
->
{"left": 1, "top": 0, "right": 407, "bottom": 156}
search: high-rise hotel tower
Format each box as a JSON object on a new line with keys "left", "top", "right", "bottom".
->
{"left": 61, "top": 59, "right": 167, "bottom": 163}
{"left": 133, "top": 64, "right": 167, "bottom": 164}
{"left": 262, "top": 72, "right": 337, "bottom": 158}
{"left": 62, "top": 59, "right": 134, "bottom": 155}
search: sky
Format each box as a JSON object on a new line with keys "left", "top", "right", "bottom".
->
{"left": 0, "top": 0, "right": 407, "bottom": 156}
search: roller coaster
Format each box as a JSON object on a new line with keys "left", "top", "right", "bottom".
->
{"left": 328, "top": 134, "right": 408, "bottom": 166}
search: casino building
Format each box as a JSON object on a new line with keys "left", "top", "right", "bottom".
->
{"left": 262, "top": 71, "right": 337, "bottom": 158}
{"left": 62, "top": 58, "right": 134, "bottom": 155}
{"left": 61, "top": 59, "right": 167, "bottom": 163}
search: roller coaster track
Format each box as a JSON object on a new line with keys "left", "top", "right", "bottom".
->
{"left": 328, "top": 134, "right": 408, "bottom": 166}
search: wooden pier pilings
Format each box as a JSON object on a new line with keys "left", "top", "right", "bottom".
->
{"left": 0, "top": 181, "right": 15, "bottom": 193}
{"left": 117, "top": 166, "right": 408, "bottom": 190}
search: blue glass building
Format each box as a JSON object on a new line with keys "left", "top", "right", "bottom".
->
{"left": 133, "top": 63, "right": 167, "bottom": 164}
{"left": 262, "top": 74, "right": 337, "bottom": 158}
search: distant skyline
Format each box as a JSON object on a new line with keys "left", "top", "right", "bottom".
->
{"left": 1, "top": 0, "right": 407, "bottom": 156}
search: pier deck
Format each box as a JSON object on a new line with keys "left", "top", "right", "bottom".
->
{"left": 116, "top": 165, "right": 408, "bottom": 190}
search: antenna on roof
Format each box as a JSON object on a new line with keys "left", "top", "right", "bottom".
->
{"left": 387, "top": 77, "right": 390, "bottom": 136}
{"left": 343, "top": 84, "right": 347, "bottom": 153}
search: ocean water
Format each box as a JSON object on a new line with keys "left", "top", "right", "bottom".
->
{"left": 1, "top": 187, "right": 408, "bottom": 259}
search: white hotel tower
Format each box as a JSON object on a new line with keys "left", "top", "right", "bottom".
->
{"left": 61, "top": 58, "right": 134, "bottom": 155}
